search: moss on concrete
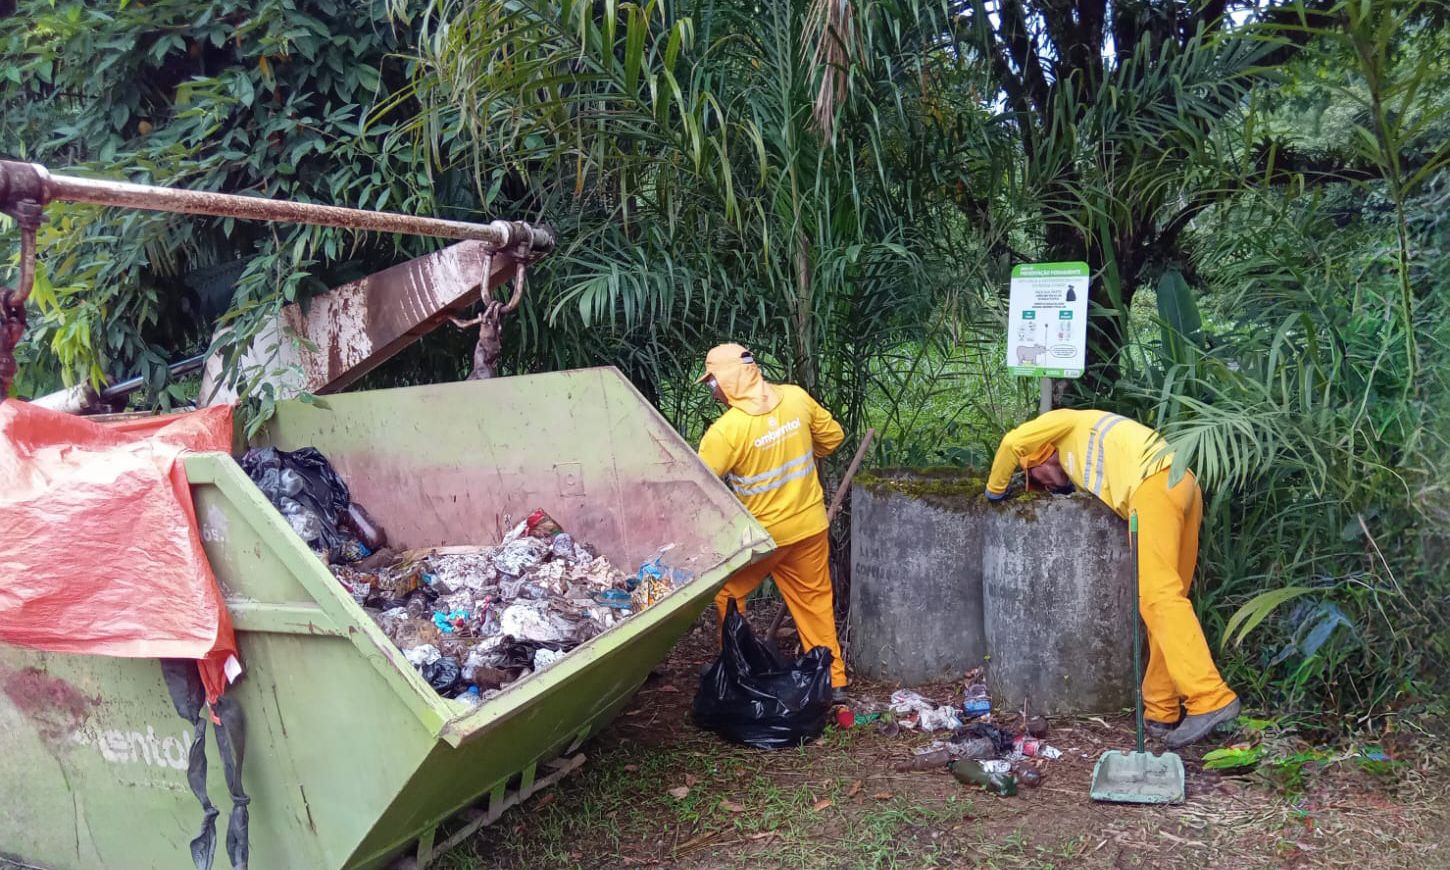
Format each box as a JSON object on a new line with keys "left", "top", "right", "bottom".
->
{"left": 855, "top": 467, "right": 1047, "bottom": 514}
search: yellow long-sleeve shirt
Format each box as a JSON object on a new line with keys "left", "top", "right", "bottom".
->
{"left": 986, "top": 408, "right": 1174, "bottom": 518}
{"left": 698, "top": 384, "right": 845, "bottom": 546}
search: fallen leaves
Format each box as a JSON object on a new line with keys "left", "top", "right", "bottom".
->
{"left": 872, "top": 791, "right": 894, "bottom": 800}
{"left": 624, "top": 764, "right": 640, "bottom": 772}
{"left": 685, "top": 773, "right": 698, "bottom": 787}
{"left": 812, "top": 798, "right": 834, "bottom": 811}
{"left": 847, "top": 780, "right": 864, "bottom": 798}
{"left": 720, "top": 799, "right": 747, "bottom": 813}
{"left": 668, "top": 786, "right": 690, "bottom": 800}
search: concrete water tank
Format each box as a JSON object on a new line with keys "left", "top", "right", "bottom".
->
{"left": 848, "top": 470, "right": 990, "bottom": 685}
{"left": 981, "top": 493, "right": 1135, "bottom": 715}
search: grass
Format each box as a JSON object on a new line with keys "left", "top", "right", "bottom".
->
{"left": 437, "top": 721, "right": 979, "bottom": 870}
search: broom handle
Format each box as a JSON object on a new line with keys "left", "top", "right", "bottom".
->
{"left": 1131, "top": 511, "right": 1144, "bottom": 754}
{"left": 826, "top": 429, "right": 875, "bottom": 524}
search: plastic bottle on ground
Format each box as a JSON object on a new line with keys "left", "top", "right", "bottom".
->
{"left": 949, "top": 759, "right": 1018, "bottom": 796}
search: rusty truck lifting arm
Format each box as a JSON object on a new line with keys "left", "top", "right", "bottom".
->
{"left": 0, "top": 160, "right": 555, "bottom": 406}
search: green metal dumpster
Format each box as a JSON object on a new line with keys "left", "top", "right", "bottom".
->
{"left": 0, "top": 368, "right": 772, "bottom": 870}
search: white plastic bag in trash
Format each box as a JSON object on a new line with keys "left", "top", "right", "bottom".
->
{"left": 404, "top": 644, "right": 442, "bottom": 667}
{"left": 889, "top": 689, "right": 962, "bottom": 731}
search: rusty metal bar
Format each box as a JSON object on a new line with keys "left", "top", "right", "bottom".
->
{"left": 0, "top": 161, "right": 554, "bottom": 251}
{"left": 196, "top": 241, "right": 522, "bottom": 405}
{"left": 0, "top": 159, "right": 556, "bottom": 400}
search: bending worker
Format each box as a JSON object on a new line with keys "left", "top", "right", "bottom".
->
{"left": 696, "top": 343, "right": 849, "bottom": 702}
{"left": 985, "top": 408, "right": 1239, "bottom": 748}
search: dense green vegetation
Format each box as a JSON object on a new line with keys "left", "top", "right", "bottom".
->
{"left": 2, "top": 0, "right": 1445, "bottom": 728}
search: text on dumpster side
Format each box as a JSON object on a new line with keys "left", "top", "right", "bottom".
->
{"left": 71, "top": 723, "right": 191, "bottom": 771}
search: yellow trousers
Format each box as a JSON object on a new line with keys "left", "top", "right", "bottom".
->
{"left": 1129, "top": 470, "right": 1237, "bottom": 720}
{"left": 713, "top": 530, "right": 848, "bottom": 688}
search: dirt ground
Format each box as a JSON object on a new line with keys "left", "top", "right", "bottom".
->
{"left": 440, "top": 613, "right": 1448, "bottom": 870}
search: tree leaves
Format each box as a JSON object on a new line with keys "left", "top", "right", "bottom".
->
{"left": 0, "top": 0, "right": 447, "bottom": 409}
{"left": 1223, "top": 586, "right": 1318, "bottom": 649}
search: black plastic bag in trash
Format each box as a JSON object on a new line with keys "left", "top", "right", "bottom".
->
{"left": 954, "top": 721, "right": 1014, "bottom": 755}
{"left": 419, "top": 657, "right": 463, "bottom": 696}
{"left": 240, "top": 446, "right": 353, "bottom": 554}
{"left": 692, "top": 599, "right": 833, "bottom": 749}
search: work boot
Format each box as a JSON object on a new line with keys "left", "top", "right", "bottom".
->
{"left": 831, "top": 686, "right": 849, "bottom": 705}
{"left": 1164, "top": 698, "right": 1241, "bottom": 749}
{"left": 1145, "top": 719, "right": 1178, "bottom": 740}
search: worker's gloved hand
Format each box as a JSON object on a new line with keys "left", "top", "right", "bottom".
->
{"left": 985, "top": 480, "right": 1019, "bottom": 502}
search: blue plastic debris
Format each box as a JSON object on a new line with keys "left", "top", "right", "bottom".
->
{"left": 433, "top": 609, "right": 470, "bottom": 633}
{"left": 593, "top": 589, "right": 633, "bottom": 610}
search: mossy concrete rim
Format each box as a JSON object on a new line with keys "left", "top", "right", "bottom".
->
{"left": 854, "top": 467, "right": 1052, "bottom": 515}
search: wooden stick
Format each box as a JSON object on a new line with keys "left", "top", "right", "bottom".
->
{"left": 766, "top": 428, "right": 875, "bottom": 642}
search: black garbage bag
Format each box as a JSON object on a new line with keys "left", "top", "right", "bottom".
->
{"left": 240, "top": 446, "right": 353, "bottom": 555}
{"left": 419, "top": 657, "right": 463, "bottom": 696}
{"left": 954, "top": 720, "right": 1014, "bottom": 754}
{"left": 692, "top": 599, "right": 833, "bottom": 749}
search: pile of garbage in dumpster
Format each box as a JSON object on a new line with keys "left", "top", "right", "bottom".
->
{"left": 241, "top": 446, "right": 689, "bottom": 706}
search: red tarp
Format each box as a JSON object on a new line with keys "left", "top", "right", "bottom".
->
{"left": 0, "top": 400, "right": 240, "bottom": 702}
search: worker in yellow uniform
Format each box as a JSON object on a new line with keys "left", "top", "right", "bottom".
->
{"left": 695, "top": 343, "right": 849, "bottom": 702}
{"left": 985, "top": 408, "right": 1239, "bottom": 748}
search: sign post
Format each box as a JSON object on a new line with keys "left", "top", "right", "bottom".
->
{"left": 1007, "top": 261, "right": 1090, "bottom": 412}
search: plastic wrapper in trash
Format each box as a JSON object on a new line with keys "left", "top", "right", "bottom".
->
{"left": 432, "top": 609, "right": 470, "bottom": 634}
{"left": 279, "top": 497, "right": 325, "bottom": 543}
{"left": 525, "top": 509, "right": 564, "bottom": 539}
{"left": 914, "top": 737, "right": 996, "bottom": 762}
{"left": 405, "top": 644, "right": 442, "bottom": 667}
{"left": 429, "top": 552, "right": 498, "bottom": 593}
{"left": 331, "top": 566, "right": 374, "bottom": 605}
{"left": 534, "top": 647, "right": 566, "bottom": 670}
{"left": 593, "top": 589, "right": 633, "bottom": 610}
{"left": 500, "top": 601, "right": 571, "bottom": 643}
{"left": 551, "top": 533, "right": 587, "bottom": 563}
{"left": 493, "top": 538, "right": 550, "bottom": 577}
{"left": 630, "top": 549, "right": 694, "bottom": 611}
{"left": 692, "top": 599, "right": 833, "bottom": 749}
{"left": 890, "top": 689, "right": 963, "bottom": 732}
{"left": 963, "top": 682, "right": 991, "bottom": 718}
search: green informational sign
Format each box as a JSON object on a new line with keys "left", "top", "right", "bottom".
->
{"left": 1007, "top": 261, "right": 1090, "bottom": 378}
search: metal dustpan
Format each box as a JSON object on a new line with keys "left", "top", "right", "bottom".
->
{"left": 1091, "top": 512, "right": 1186, "bottom": 804}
